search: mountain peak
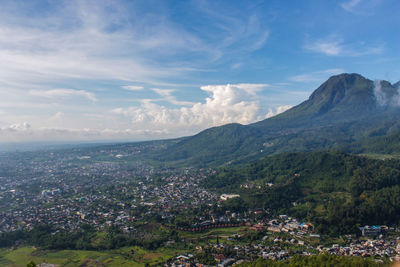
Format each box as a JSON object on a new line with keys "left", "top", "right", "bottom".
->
{"left": 308, "top": 73, "right": 372, "bottom": 103}
{"left": 267, "top": 73, "right": 376, "bottom": 124}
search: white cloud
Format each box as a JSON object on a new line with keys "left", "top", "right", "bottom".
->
{"left": 0, "top": 1, "right": 214, "bottom": 93}
{"left": 290, "top": 69, "right": 345, "bottom": 83}
{"left": 7, "top": 122, "right": 31, "bottom": 131}
{"left": 305, "top": 40, "right": 343, "bottom": 56}
{"left": 111, "top": 83, "right": 269, "bottom": 135}
{"left": 373, "top": 80, "right": 400, "bottom": 107}
{"left": 231, "top": 63, "right": 242, "bottom": 69}
{"left": 0, "top": 83, "right": 291, "bottom": 142}
{"left": 341, "top": 0, "right": 362, "bottom": 12}
{"left": 191, "top": 2, "right": 269, "bottom": 57}
{"left": 0, "top": 2, "right": 278, "bottom": 143}
{"left": 122, "top": 85, "right": 144, "bottom": 91}
{"left": 265, "top": 105, "right": 293, "bottom": 118}
{"left": 305, "top": 36, "right": 384, "bottom": 57}
{"left": 0, "top": 123, "right": 169, "bottom": 142}
{"left": 151, "top": 88, "right": 195, "bottom": 106}
{"left": 29, "top": 89, "right": 97, "bottom": 102}
{"left": 0, "top": 1, "right": 270, "bottom": 91}
{"left": 152, "top": 88, "right": 174, "bottom": 98}
{"left": 49, "top": 112, "right": 65, "bottom": 122}
{"left": 340, "top": 0, "right": 381, "bottom": 15}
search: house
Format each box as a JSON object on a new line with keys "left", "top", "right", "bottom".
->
{"left": 218, "top": 258, "right": 235, "bottom": 267}
{"left": 360, "top": 225, "right": 381, "bottom": 236}
{"left": 220, "top": 194, "right": 240, "bottom": 201}
{"left": 214, "top": 254, "right": 227, "bottom": 262}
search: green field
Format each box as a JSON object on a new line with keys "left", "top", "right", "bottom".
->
{"left": 177, "top": 226, "right": 248, "bottom": 238}
{"left": 0, "top": 246, "right": 178, "bottom": 267}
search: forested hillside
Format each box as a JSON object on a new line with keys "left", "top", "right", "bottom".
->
{"left": 203, "top": 151, "right": 400, "bottom": 235}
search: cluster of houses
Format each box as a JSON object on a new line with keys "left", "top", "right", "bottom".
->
{"left": 166, "top": 216, "right": 400, "bottom": 266}
{"left": 319, "top": 238, "right": 400, "bottom": 261}
{"left": 0, "top": 150, "right": 217, "bottom": 233}
{"left": 167, "top": 237, "right": 400, "bottom": 266}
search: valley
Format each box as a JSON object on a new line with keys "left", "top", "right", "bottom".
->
{"left": 2, "top": 73, "right": 400, "bottom": 266}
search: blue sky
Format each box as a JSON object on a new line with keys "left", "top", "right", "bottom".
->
{"left": 0, "top": 0, "right": 399, "bottom": 142}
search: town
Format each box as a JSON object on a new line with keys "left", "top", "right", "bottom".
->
{"left": 0, "top": 146, "right": 400, "bottom": 266}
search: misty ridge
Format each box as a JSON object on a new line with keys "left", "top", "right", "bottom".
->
{"left": 374, "top": 80, "right": 400, "bottom": 107}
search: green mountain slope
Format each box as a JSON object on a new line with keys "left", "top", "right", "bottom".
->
{"left": 155, "top": 73, "right": 400, "bottom": 166}
{"left": 152, "top": 123, "right": 262, "bottom": 166}
{"left": 255, "top": 73, "right": 376, "bottom": 127}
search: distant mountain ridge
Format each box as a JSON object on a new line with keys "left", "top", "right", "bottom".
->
{"left": 152, "top": 73, "right": 400, "bottom": 166}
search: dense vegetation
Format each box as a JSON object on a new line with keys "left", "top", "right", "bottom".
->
{"left": 0, "top": 223, "right": 170, "bottom": 251}
{"left": 239, "top": 254, "right": 387, "bottom": 267}
{"left": 203, "top": 151, "right": 400, "bottom": 235}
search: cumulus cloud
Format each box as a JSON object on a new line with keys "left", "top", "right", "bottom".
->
{"left": 265, "top": 105, "right": 293, "bottom": 118}
{"left": 111, "top": 83, "right": 269, "bottom": 134}
{"left": 7, "top": 122, "right": 31, "bottom": 131}
{"left": 29, "top": 89, "right": 97, "bottom": 102}
{"left": 1, "top": 83, "right": 293, "bottom": 142}
{"left": 151, "top": 88, "right": 195, "bottom": 106}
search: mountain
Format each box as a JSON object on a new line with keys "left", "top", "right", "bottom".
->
{"left": 153, "top": 73, "right": 400, "bottom": 166}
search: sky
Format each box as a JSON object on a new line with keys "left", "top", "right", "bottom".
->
{"left": 0, "top": 0, "right": 399, "bottom": 143}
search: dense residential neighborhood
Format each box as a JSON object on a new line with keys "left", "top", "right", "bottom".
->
{"left": 0, "top": 146, "right": 217, "bottom": 233}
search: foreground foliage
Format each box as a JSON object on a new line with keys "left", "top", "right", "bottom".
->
{"left": 240, "top": 254, "right": 388, "bottom": 267}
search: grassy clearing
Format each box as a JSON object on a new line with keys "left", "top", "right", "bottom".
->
{"left": 178, "top": 226, "right": 248, "bottom": 239}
